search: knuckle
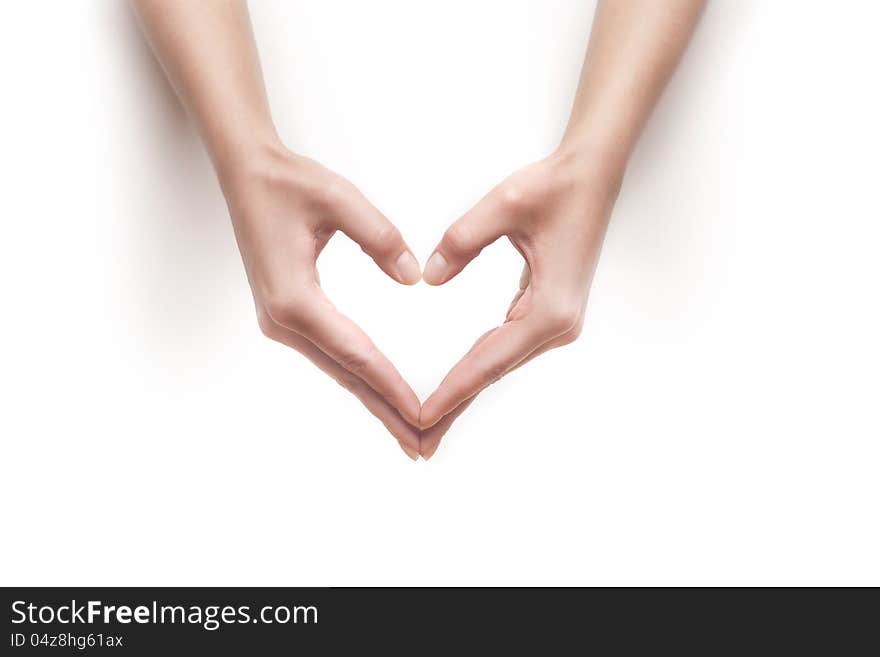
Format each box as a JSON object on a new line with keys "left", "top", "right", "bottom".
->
{"left": 369, "top": 221, "right": 402, "bottom": 256}
{"left": 543, "top": 300, "right": 581, "bottom": 336}
{"left": 557, "top": 323, "right": 583, "bottom": 346}
{"left": 315, "top": 173, "right": 355, "bottom": 210}
{"left": 256, "top": 310, "right": 281, "bottom": 341}
{"left": 263, "top": 291, "right": 308, "bottom": 330}
{"left": 338, "top": 346, "right": 375, "bottom": 376}
{"left": 495, "top": 169, "right": 552, "bottom": 215}
{"left": 495, "top": 179, "right": 540, "bottom": 214}
{"left": 335, "top": 373, "right": 361, "bottom": 394}
{"left": 497, "top": 182, "right": 527, "bottom": 211}
{"left": 443, "top": 222, "right": 474, "bottom": 256}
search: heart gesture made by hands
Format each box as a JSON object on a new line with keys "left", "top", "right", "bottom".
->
{"left": 229, "top": 145, "right": 619, "bottom": 460}
{"left": 133, "top": 0, "right": 704, "bottom": 460}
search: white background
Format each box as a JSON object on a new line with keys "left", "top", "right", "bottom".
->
{"left": 1, "top": 1, "right": 878, "bottom": 586}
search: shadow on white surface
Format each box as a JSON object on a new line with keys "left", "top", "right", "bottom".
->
{"left": 113, "top": 4, "right": 247, "bottom": 367}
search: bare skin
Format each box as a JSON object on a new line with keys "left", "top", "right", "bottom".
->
{"left": 133, "top": 0, "right": 422, "bottom": 459}
{"left": 419, "top": 0, "right": 705, "bottom": 457}
{"left": 133, "top": 0, "right": 704, "bottom": 461}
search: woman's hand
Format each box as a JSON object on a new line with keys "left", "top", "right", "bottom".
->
{"left": 418, "top": 0, "right": 705, "bottom": 458}
{"left": 132, "top": 1, "right": 426, "bottom": 459}
{"left": 134, "top": 0, "right": 704, "bottom": 460}
{"left": 418, "top": 151, "right": 622, "bottom": 457}
{"left": 222, "top": 144, "right": 423, "bottom": 459}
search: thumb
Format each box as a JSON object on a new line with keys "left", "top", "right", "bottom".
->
{"left": 423, "top": 196, "right": 508, "bottom": 285}
{"left": 336, "top": 192, "right": 421, "bottom": 285}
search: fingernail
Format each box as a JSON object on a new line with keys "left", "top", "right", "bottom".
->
{"left": 421, "top": 442, "right": 439, "bottom": 461}
{"left": 395, "top": 251, "right": 421, "bottom": 285}
{"left": 418, "top": 413, "right": 439, "bottom": 431}
{"left": 422, "top": 252, "right": 449, "bottom": 285}
{"left": 399, "top": 442, "right": 419, "bottom": 461}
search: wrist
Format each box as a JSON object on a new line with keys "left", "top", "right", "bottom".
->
{"left": 549, "top": 139, "right": 627, "bottom": 203}
{"left": 213, "top": 136, "right": 293, "bottom": 198}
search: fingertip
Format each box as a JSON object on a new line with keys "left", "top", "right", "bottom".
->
{"left": 422, "top": 252, "right": 450, "bottom": 285}
{"left": 394, "top": 251, "right": 421, "bottom": 285}
{"left": 397, "top": 395, "right": 422, "bottom": 429}
{"left": 398, "top": 441, "right": 420, "bottom": 461}
{"left": 389, "top": 389, "right": 421, "bottom": 428}
{"left": 420, "top": 439, "right": 440, "bottom": 461}
{"left": 418, "top": 401, "right": 442, "bottom": 430}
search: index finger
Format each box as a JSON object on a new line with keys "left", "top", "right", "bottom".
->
{"left": 273, "top": 291, "right": 422, "bottom": 427}
{"left": 419, "top": 317, "right": 550, "bottom": 430}
{"left": 419, "top": 326, "right": 577, "bottom": 458}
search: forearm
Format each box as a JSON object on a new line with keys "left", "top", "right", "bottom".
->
{"left": 560, "top": 0, "right": 705, "bottom": 178}
{"left": 420, "top": 1, "right": 705, "bottom": 440}
{"left": 134, "top": 1, "right": 424, "bottom": 456}
{"left": 132, "top": 0, "right": 278, "bottom": 184}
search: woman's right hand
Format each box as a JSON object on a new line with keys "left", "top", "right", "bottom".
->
{"left": 220, "top": 144, "right": 423, "bottom": 459}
